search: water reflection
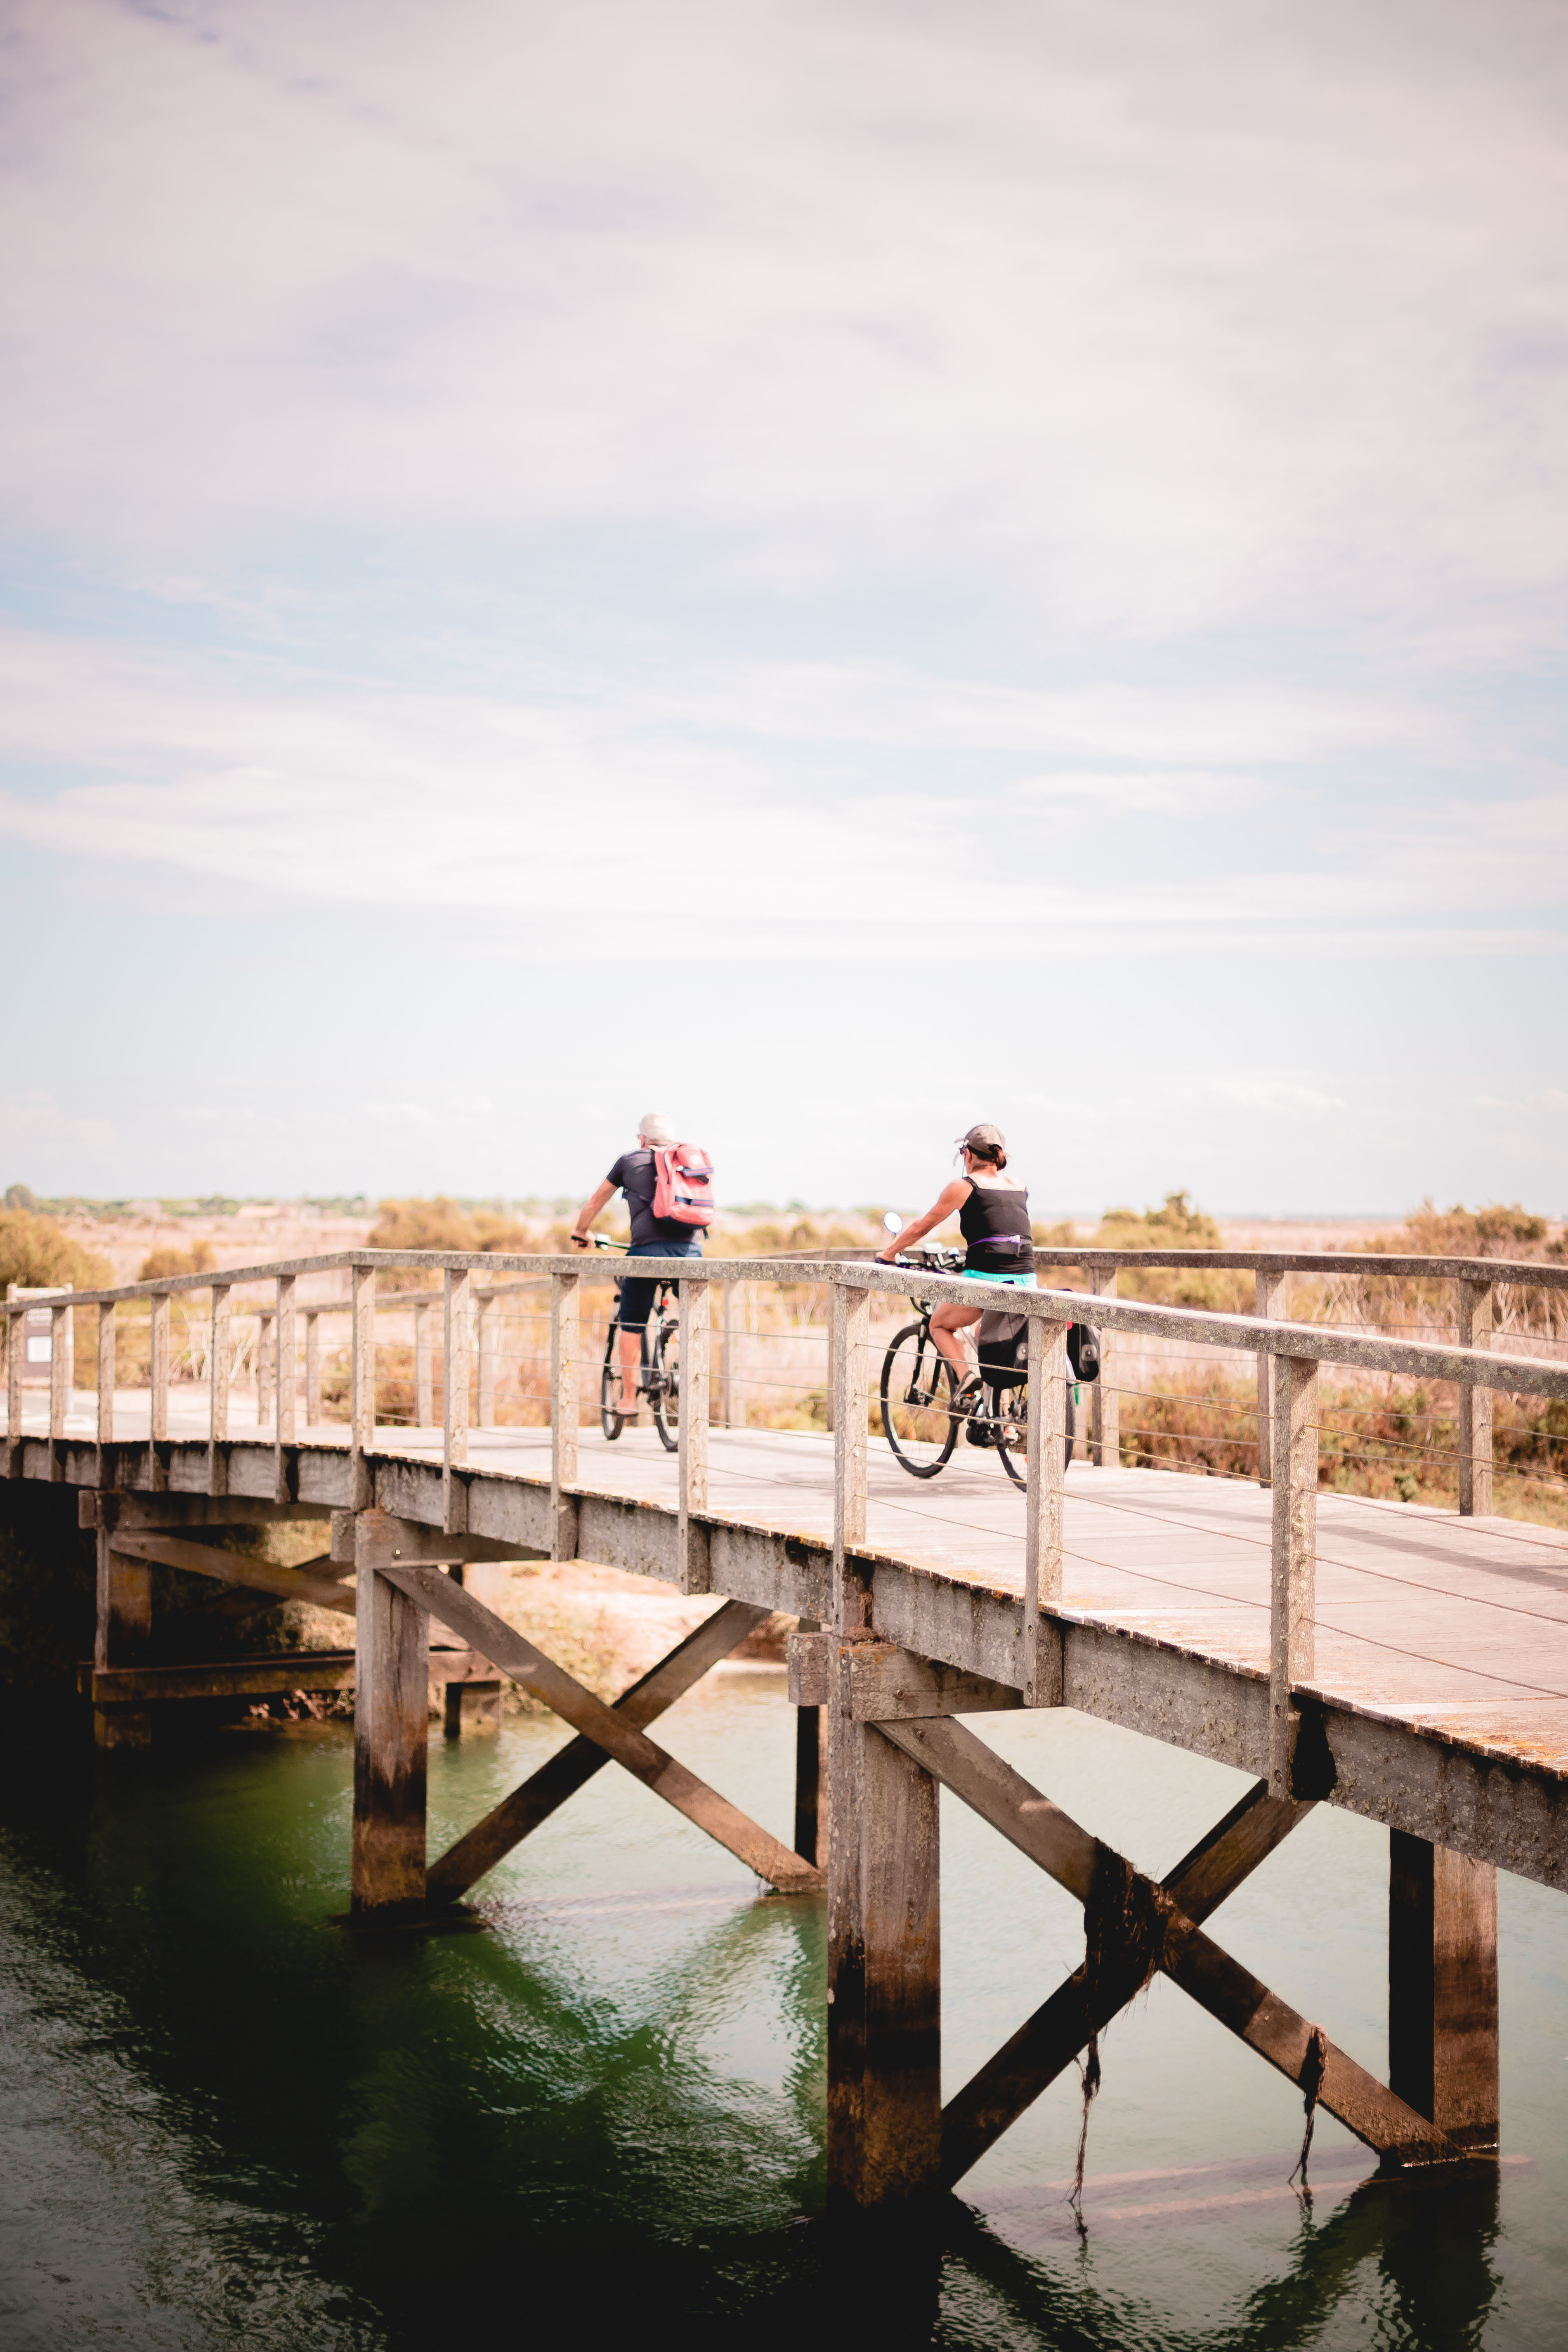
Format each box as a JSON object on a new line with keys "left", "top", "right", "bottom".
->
{"left": 0, "top": 1696, "right": 1549, "bottom": 2352}
{"left": 939, "top": 2163, "right": 1503, "bottom": 2352}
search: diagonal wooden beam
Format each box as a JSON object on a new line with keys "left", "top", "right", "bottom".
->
{"left": 427, "top": 1599, "right": 770, "bottom": 1903}
{"left": 879, "top": 1717, "right": 1455, "bottom": 2171}
{"left": 109, "top": 1530, "right": 357, "bottom": 1615}
{"left": 940, "top": 1777, "right": 1311, "bottom": 2185}
{"left": 380, "top": 1563, "right": 821, "bottom": 1896}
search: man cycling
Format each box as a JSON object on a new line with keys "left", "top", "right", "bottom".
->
{"left": 569, "top": 1113, "right": 703, "bottom": 1422}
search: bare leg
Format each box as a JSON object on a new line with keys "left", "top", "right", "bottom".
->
{"left": 929, "top": 1303, "right": 982, "bottom": 1382}
{"left": 617, "top": 1325, "right": 644, "bottom": 1414}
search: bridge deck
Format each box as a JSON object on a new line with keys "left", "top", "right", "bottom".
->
{"left": 32, "top": 1391, "right": 1568, "bottom": 1791}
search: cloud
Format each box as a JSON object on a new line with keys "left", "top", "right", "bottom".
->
{"left": 0, "top": 623, "right": 1563, "bottom": 955}
{"left": 1207, "top": 1079, "right": 1346, "bottom": 1119}
{"left": 0, "top": 1090, "right": 120, "bottom": 1173}
{"left": 1, "top": 0, "right": 1566, "bottom": 647}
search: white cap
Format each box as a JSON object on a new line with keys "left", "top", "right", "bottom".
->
{"left": 638, "top": 1111, "right": 675, "bottom": 1143}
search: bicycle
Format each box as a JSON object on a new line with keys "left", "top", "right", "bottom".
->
{"left": 583, "top": 1235, "right": 683, "bottom": 1452}
{"left": 878, "top": 1247, "right": 1088, "bottom": 1488}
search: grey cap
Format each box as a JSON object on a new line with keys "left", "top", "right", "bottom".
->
{"left": 638, "top": 1111, "right": 675, "bottom": 1143}
{"left": 956, "top": 1122, "right": 1007, "bottom": 1164}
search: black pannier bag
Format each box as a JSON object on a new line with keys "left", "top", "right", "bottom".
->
{"left": 976, "top": 1306, "right": 1100, "bottom": 1386}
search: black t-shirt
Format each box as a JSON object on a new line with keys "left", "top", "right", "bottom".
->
{"left": 608, "top": 1149, "right": 691, "bottom": 1247}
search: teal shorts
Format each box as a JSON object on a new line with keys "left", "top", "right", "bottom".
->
{"left": 963, "top": 1268, "right": 1037, "bottom": 1289}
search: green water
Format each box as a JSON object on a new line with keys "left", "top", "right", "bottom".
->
{"left": 2, "top": 1673, "right": 1566, "bottom": 2349}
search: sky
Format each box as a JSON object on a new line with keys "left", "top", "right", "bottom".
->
{"left": 0, "top": 0, "right": 1564, "bottom": 1215}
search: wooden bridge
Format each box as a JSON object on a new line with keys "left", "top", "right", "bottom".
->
{"left": 5, "top": 1238, "right": 1568, "bottom": 2212}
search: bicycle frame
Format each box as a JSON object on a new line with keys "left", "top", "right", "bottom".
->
{"left": 893, "top": 1254, "right": 1019, "bottom": 1438}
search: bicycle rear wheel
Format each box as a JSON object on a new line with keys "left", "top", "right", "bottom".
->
{"left": 880, "top": 1323, "right": 959, "bottom": 1477}
{"left": 650, "top": 1311, "right": 680, "bottom": 1452}
{"left": 995, "top": 1380, "right": 1076, "bottom": 1488}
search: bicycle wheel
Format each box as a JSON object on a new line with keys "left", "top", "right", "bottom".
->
{"left": 996, "top": 1379, "right": 1076, "bottom": 1488}
{"left": 601, "top": 1325, "right": 628, "bottom": 1438}
{"left": 879, "top": 1323, "right": 959, "bottom": 1477}
{"left": 650, "top": 1311, "right": 680, "bottom": 1452}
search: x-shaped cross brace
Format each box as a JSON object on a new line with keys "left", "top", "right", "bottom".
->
{"left": 362, "top": 1535, "right": 821, "bottom": 1898}
{"left": 871, "top": 1715, "right": 1459, "bottom": 2183}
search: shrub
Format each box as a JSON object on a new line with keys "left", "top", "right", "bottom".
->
{"left": 1087, "top": 1191, "right": 1248, "bottom": 1312}
{"left": 1365, "top": 1199, "right": 1550, "bottom": 1260}
{"left": 367, "top": 1197, "right": 531, "bottom": 1256}
{"left": 0, "top": 1210, "right": 111, "bottom": 1296}
{"left": 1322, "top": 1200, "right": 1567, "bottom": 1351}
{"left": 139, "top": 1241, "right": 216, "bottom": 1281}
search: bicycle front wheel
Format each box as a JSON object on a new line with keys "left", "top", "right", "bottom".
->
{"left": 650, "top": 1313, "right": 681, "bottom": 1452}
{"left": 880, "top": 1323, "right": 959, "bottom": 1477}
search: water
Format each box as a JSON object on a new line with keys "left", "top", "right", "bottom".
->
{"left": 2, "top": 1674, "right": 1566, "bottom": 2350}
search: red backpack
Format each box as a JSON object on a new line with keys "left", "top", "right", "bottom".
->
{"left": 651, "top": 1142, "right": 716, "bottom": 1228}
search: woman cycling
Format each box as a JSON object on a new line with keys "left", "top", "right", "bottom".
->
{"left": 875, "top": 1122, "right": 1035, "bottom": 1384}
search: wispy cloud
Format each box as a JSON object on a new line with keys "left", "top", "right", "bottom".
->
{"left": 1208, "top": 1079, "right": 1346, "bottom": 1120}
{"left": 1, "top": 0, "right": 1566, "bottom": 649}
{"left": 1, "top": 625, "right": 1562, "bottom": 953}
{"left": 0, "top": 1, "right": 1562, "bottom": 1204}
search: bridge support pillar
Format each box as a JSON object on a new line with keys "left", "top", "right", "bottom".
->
{"left": 1389, "top": 1831, "right": 1500, "bottom": 2152}
{"left": 791, "top": 1615, "right": 826, "bottom": 1866}
{"left": 94, "top": 1518, "right": 152, "bottom": 1751}
{"left": 352, "top": 1557, "right": 430, "bottom": 1923}
{"left": 826, "top": 1678, "right": 941, "bottom": 2213}
{"left": 444, "top": 1679, "right": 502, "bottom": 1736}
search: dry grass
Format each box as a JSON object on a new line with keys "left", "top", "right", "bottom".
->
{"left": 1112, "top": 1373, "right": 1568, "bottom": 1528}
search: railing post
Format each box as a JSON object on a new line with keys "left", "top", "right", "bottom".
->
{"left": 256, "top": 1308, "right": 275, "bottom": 1430}
{"left": 207, "top": 1282, "right": 231, "bottom": 1495}
{"left": 96, "top": 1301, "right": 116, "bottom": 1450}
{"left": 149, "top": 1291, "right": 170, "bottom": 1446}
{"left": 275, "top": 1275, "right": 296, "bottom": 1501}
{"left": 1089, "top": 1264, "right": 1118, "bottom": 1468}
{"left": 824, "top": 1287, "right": 837, "bottom": 1437}
{"left": 720, "top": 1279, "right": 736, "bottom": 1430}
{"left": 1268, "top": 1351, "right": 1318, "bottom": 1796}
{"left": 1255, "top": 1270, "right": 1286, "bottom": 1485}
{"left": 305, "top": 1309, "right": 322, "bottom": 1427}
{"left": 5, "top": 1302, "right": 21, "bottom": 1464}
{"left": 550, "top": 1271, "right": 579, "bottom": 1563}
{"left": 1022, "top": 1311, "right": 1067, "bottom": 1705}
{"left": 95, "top": 1302, "right": 116, "bottom": 1493}
{"left": 48, "top": 1298, "right": 70, "bottom": 1476}
{"left": 443, "top": 1266, "right": 470, "bottom": 1533}
{"left": 350, "top": 1264, "right": 375, "bottom": 1510}
{"left": 1457, "top": 1282, "right": 1493, "bottom": 1517}
{"left": 831, "top": 1277, "right": 870, "bottom": 1630}
{"left": 414, "top": 1299, "right": 434, "bottom": 1428}
{"left": 476, "top": 1294, "right": 496, "bottom": 1428}
{"left": 677, "top": 1276, "right": 711, "bottom": 1594}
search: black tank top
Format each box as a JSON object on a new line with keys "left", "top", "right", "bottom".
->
{"left": 959, "top": 1179, "right": 1033, "bottom": 1273}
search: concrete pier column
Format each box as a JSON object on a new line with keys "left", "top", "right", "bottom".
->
{"left": 826, "top": 1670, "right": 941, "bottom": 2213}
{"left": 94, "top": 1514, "right": 152, "bottom": 1752}
{"left": 1389, "top": 1831, "right": 1500, "bottom": 2151}
{"left": 352, "top": 1555, "right": 430, "bottom": 1923}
